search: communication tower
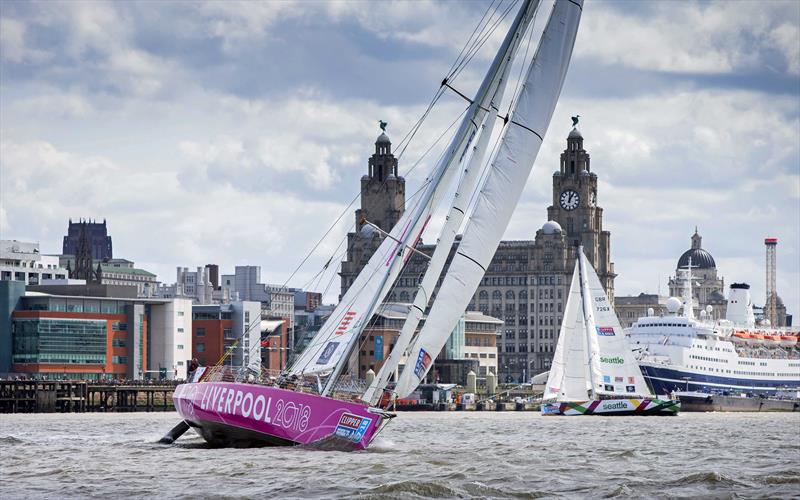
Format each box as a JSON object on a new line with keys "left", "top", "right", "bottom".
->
{"left": 765, "top": 237, "right": 777, "bottom": 326}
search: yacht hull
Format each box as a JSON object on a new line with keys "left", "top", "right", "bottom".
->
{"left": 173, "top": 382, "right": 387, "bottom": 450}
{"left": 541, "top": 398, "right": 680, "bottom": 416}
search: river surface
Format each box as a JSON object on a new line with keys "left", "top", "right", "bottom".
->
{"left": 1, "top": 412, "right": 798, "bottom": 499}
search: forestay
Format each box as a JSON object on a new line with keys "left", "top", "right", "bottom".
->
{"left": 395, "top": 0, "right": 584, "bottom": 399}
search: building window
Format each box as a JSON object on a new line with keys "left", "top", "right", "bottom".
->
{"left": 197, "top": 343, "right": 205, "bottom": 353}
{"left": 112, "top": 339, "right": 127, "bottom": 347}
{"left": 177, "top": 311, "right": 184, "bottom": 316}
{"left": 177, "top": 344, "right": 184, "bottom": 350}
{"left": 112, "top": 356, "right": 128, "bottom": 364}
{"left": 177, "top": 328, "right": 184, "bottom": 333}
{"left": 196, "top": 327, "right": 205, "bottom": 337}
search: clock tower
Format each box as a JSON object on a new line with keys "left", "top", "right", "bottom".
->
{"left": 546, "top": 126, "right": 615, "bottom": 297}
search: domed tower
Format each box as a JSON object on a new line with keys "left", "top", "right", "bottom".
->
{"left": 546, "top": 125, "right": 614, "bottom": 297}
{"left": 354, "top": 132, "right": 404, "bottom": 232}
{"left": 669, "top": 228, "right": 726, "bottom": 317}
{"left": 341, "top": 129, "right": 406, "bottom": 297}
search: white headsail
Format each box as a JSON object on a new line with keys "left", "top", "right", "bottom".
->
{"left": 544, "top": 263, "right": 591, "bottom": 401}
{"left": 361, "top": 0, "right": 542, "bottom": 405}
{"left": 579, "top": 249, "right": 652, "bottom": 397}
{"left": 395, "top": 0, "right": 583, "bottom": 399}
{"left": 288, "top": 0, "right": 541, "bottom": 393}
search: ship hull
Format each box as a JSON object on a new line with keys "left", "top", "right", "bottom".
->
{"left": 173, "top": 382, "right": 387, "bottom": 450}
{"left": 541, "top": 398, "right": 680, "bottom": 416}
{"left": 640, "top": 364, "right": 800, "bottom": 396}
{"left": 674, "top": 392, "right": 800, "bottom": 412}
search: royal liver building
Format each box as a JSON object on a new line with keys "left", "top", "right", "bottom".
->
{"left": 341, "top": 125, "right": 615, "bottom": 383}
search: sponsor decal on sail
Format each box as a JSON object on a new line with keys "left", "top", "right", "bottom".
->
{"left": 604, "top": 384, "right": 614, "bottom": 391}
{"left": 626, "top": 385, "right": 636, "bottom": 393}
{"left": 334, "top": 310, "right": 357, "bottom": 335}
{"left": 334, "top": 413, "right": 372, "bottom": 443}
{"left": 596, "top": 326, "right": 616, "bottom": 336}
{"left": 316, "top": 342, "right": 339, "bottom": 365}
{"left": 414, "top": 349, "right": 432, "bottom": 379}
{"left": 628, "top": 376, "right": 635, "bottom": 384}
{"left": 615, "top": 376, "right": 624, "bottom": 383}
{"left": 602, "top": 375, "right": 611, "bottom": 383}
{"left": 601, "top": 356, "right": 624, "bottom": 364}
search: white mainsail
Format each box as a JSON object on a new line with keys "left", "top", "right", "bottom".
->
{"left": 543, "top": 263, "right": 591, "bottom": 401}
{"left": 395, "top": 0, "right": 583, "bottom": 399}
{"left": 579, "top": 250, "right": 653, "bottom": 397}
{"left": 362, "top": 0, "right": 542, "bottom": 405}
{"left": 288, "top": 0, "right": 540, "bottom": 390}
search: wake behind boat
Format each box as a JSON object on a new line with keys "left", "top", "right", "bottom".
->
{"left": 541, "top": 246, "right": 680, "bottom": 416}
{"left": 166, "top": 0, "right": 585, "bottom": 448}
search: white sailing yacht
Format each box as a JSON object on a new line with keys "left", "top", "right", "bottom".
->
{"left": 541, "top": 247, "right": 680, "bottom": 415}
{"left": 167, "top": 0, "right": 585, "bottom": 449}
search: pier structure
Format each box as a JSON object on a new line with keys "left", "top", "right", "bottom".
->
{"left": 0, "top": 380, "right": 176, "bottom": 413}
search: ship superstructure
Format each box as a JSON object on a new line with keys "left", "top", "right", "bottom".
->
{"left": 629, "top": 263, "right": 799, "bottom": 396}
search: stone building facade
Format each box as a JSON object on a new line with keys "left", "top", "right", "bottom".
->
{"left": 340, "top": 127, "right": 615, "bottom": 383}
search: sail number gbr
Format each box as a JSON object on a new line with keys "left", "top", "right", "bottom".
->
{"left": 594, "top": 295, "right": 611, "bottom": 312}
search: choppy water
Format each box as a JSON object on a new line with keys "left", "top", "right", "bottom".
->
{"left": 1, "top": 412, "right": 799, "bottom": 499}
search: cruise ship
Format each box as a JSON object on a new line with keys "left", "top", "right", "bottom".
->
{"left": 628, "top": 267, "right": 800, "bottom": 396}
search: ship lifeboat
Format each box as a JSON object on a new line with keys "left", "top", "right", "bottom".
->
{"left": 731, "top": 331, "right": 751, "bottom": 344}
{"left": 779, "top": 335, "right": 798, "bottom": 348}
{"left": 763, "top": 334, "right": 782, "bottom": 346}
{"left": 748, "top": 333, "right": 765, "bottom": 345}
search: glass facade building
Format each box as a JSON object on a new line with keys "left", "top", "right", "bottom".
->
{"left": 12, "top": 318, "right": 107, "bottom": 365}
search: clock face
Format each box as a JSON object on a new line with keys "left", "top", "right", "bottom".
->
{"left": 560, "top": 190, "right": 580, "bottom": 211}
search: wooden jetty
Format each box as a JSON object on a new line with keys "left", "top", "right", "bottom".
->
{"left": 0, "top": 380, "right": 177, "bottom": 413}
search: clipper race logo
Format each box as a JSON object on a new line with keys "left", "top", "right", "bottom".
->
{"left": 414, "top": 349, "right": 432, "bottom": 379}
{"left": 596, "top": 326, "right": 616, "bottom": 336}
{"left": 316, "top": 342, "right": 339, "bottom": 365}
{"left": 334, "top": 413, "right": 372, "bottom": 443}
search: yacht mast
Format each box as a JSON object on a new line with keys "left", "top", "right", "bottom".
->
{"left": 576, "top": 247, "right": 596, "bottom": 400}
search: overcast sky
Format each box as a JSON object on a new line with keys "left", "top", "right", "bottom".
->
{"left": 1, "top": 0, "right": 798, "bottom": 314}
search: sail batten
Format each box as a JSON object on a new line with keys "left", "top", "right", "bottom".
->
{"left": 394, "top": 0, "right": 584, "bottom": 399}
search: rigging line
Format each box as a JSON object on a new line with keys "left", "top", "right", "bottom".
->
{"left": 279, "top": 190, "right": 360, "bottom": 290}
{"left": 444, "top": 0, "right": 498, "bottom": 80}
{"left": 293, "top": 168, "right": 440, "bottom": 367}
{"left": 278, "top": 6, "right": 502, "bottom": 292}
{"left": 448, "top": 0, "right": 508, "bottom": 82}
{"left": 451, "top": 0, "right": 518, "bottom": 83}
{"left": 394, "top": 86, "right": 445, "bottom": 157}
{"left": 396, "top": 0, "right": 503, "bottom": 159}
{"left": 285, "top": 92, "right": 464, "bottom": 294}
{"left": 449, "top": 0, "right": 519, "bottom": 84}
{"left": 504, "top": 0, "right": 540, "bottom": 117}
{"left": 398, "top": 104, "right": 469, "bottom": 180}
{"left": 444, "top": 0, "right": 502, "bottom": 82}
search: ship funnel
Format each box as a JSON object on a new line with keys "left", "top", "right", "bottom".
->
{"left": 726, "top": 283, "right": 755, "bottom": 328}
